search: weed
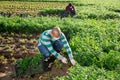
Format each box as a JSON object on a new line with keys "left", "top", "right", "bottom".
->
{"left": 0, "top": 35, "right": 3, "bottom": 40}
{"left": 54, "top": 59, "right": 62, "bottom": 69}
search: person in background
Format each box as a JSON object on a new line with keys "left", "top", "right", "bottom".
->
{"left": 61, "top": 3, "right": 76, "bottom": 19}
{"left": 37, "top": 27, "right": 76, "bottom": 71}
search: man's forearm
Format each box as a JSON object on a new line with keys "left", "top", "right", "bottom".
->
{"left": 68, "top": 54, "right": 73, "bottom": 60}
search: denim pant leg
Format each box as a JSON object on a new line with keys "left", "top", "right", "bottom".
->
{"left": 53, "top": 40, "right": 63, "bottom": 53}
{"left": 38, "top": 45, "right": 50, "bottom": 58}
{"left": 64, "top": 11, "right": 69, "bottom": 17}
{"left": 70, "top": 10, "right": 76, "bottom": 17}
{"left": 61, "top": 11, "right": 69, "bottom": 18}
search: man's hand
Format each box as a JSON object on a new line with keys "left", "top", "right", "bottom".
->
{"left": 61, "top": 57, "right": 68, "bottom": 64}
{"left": 70, "top": 59, "right": 76, "bottom": 66}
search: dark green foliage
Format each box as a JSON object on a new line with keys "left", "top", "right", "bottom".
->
{"left": 1, "top": 16, "right": 119, "bottom": 72}
{"left": 102, "top": 50, "right": 120, "bottom": 70}
{"left": 15, "top": 54, "right": 44, "bottom": 77}
{"left": 76, "top": 12, "right": 120, "bottom": 19}
{"left": 56, "top": 64, "right": 120, "bottom": 80}
{"left": 39, "top": 9, "right": 64, "bottom": 16}
{"left": 0, "top": 0, "right": 120, "bottom": 79}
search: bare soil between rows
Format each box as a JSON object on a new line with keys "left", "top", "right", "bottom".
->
{"left": 0, "top": 33, "right": 70, "bottom": 80}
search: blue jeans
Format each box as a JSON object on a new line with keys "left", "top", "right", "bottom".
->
{"left": 61, "top": 10, "right": 76, "bottom": 19}
{"left": 38, "top": 40, "right": 63, "bottom": 58}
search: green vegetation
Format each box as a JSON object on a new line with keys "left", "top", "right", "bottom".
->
{"left": 0, "top": 0, "right": 120, "bottom": 79}
{"left": 56, "top": 64, "right": 120, "bottom": 80}
{"left": 54, "top": 59, "right": 63, "bottom": 69}
{"left": 0, "top": 1, "right": 67, "bottom": 17}
{"left": 15, "top": 54, "right": 44, "bottom": 77}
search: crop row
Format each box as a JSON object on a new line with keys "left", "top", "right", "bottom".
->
{"left": 57, "top": 64, "right": 120, "bottom": 80}
{"left": 0, "top": 16, "right": 119, "bottom": 69}
{"left": 0, "top": 32, "right": 39, "bottom": 66}
{"left": 0, "top": 1, "right": 120, "bottom": 19}
{"left": 0, "top": 1, "right": 67, "bottom": 17}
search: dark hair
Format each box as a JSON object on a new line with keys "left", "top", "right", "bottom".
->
{"left": 69, "top": 3, "right": 72, "bottom": 6}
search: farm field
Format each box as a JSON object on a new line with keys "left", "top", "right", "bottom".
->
{"left": 0, "top": 1, "right": 67, "bottom": 17}
{"left": 0, "top": 0, "right": 120, "bottom": 80}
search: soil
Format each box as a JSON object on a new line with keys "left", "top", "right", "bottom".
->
{"left": 0, "top": 33, "right": 70, "bottom": 80}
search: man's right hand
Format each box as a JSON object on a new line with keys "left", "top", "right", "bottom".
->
{"left": 61, "top": 57, "right": 68, "bottom": 64}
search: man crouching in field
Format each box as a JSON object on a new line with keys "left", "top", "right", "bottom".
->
{"left": 37, "top": 27, "right": 76, "bottom": 70}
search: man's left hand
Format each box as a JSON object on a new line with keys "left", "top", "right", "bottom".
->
{"left": 70, "top": 59, "right": 76, "bottom": 66}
